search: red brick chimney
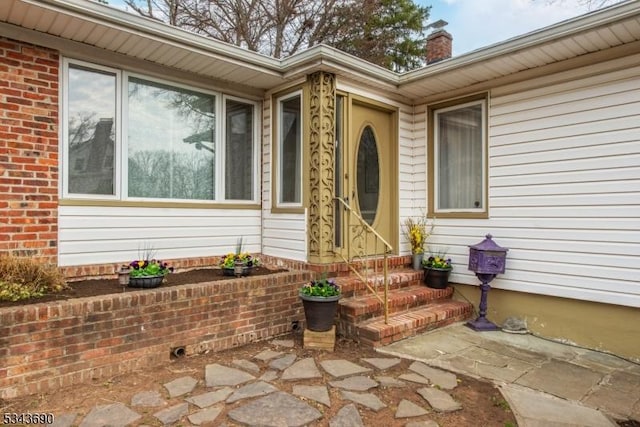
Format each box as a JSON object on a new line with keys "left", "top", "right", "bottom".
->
{"left": 426, "top": 29, "right": 452, "bottom": 64}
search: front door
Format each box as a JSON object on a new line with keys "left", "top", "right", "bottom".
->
{"left": 336, "top": 96, "right": 397, "bottom": 257}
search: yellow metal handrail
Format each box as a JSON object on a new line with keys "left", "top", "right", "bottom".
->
{"left": 335, "top": 197, "right": 392, "bottom": 324}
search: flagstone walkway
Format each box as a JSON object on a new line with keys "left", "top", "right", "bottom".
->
{"left": 18, "top": 323, "right": 635, "bottom": 427}
{"left": 44, "top": 337, "right": 507, "bottom": 427}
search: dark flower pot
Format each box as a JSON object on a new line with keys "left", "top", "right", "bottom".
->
{"left": 299, "top": 293, "right": 340, "bottom": 332}
{"left": 222, "top": 266, "right": 252, "bottom": 277}
{"left": 423, "top": 267, "right": 451, "bottom": 289}
{"left": 128, "top": 275, "right": 164, "bottom": 288}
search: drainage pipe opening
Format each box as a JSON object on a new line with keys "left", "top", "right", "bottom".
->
{"left": 171, "top": 346, "right": 186, "bottom": 358}
{"left": 291, "top": 320, "right": 301, "bottom": 333}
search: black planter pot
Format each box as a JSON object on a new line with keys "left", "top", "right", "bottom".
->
{"left": 299, "top": 293, "right": 340, "bottom": 332}
{"left": 128, "top": 274, "right": 164, "bottom": 288}
{"left": 423, "top": 267, "right": 451, "bottom": 289}
{"left": 222, "top": 266, "right": 252, "bottom": 277}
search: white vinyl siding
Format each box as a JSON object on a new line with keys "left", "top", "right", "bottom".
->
{"left": 399, "top": 105, "right": 424, "bottom": 255}
{"left": 421, "top": 61, "right": 640, "bottom": 308}
{"left": 58, "top": 206, "right": 260, "bottom": 266}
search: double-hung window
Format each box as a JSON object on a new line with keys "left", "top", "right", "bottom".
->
{"left": 429, "top": 95, "right": 487, "bottom": 217}
{"left": 62, "top": 59, "right": 259, "bottom": 203}
{"left": 276, "top": 91, "right": 303, "bottom": 207}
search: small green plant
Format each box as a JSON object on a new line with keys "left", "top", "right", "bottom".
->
{"left": 129, "top": 260, "right": 173, "bottom": 277}
{"left": 422, "top": 249, "right": 452, "bottom": 270}
{"left": 128, "top": 243, "right": 173, "bottom": 277}
{"left": 300, "top": 275, "right": 340, "bottom": 297}
{"left": 504, "top": 422, "right": 516, "bottom": 427}
{"left": 491, "top": 395, "right": 511, "bottom": 411}
{"left": 0, "top": 254, "right": 68, "bottom": 302}
{"left": 220, "top": 237, "right": 260, "bottom": 268}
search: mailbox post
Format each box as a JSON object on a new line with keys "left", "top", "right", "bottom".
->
{"left": 467, "top": 234, "right": 508, "bottom": 331}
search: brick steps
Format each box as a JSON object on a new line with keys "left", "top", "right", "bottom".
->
{"left": 336, "top": 267, "right": 474, "bottom": 347}
{"left": 354, "top": 300, "right": 474, "bottom": 347}
{"left": 338, "top": 285, "right": 454, "bottom": 323}
{"left": 334, "top": 268, "right": 423, "bottom": 299}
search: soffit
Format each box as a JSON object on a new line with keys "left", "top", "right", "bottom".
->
{"left": 1, "top": 0, "right": 287, "bottom": 90}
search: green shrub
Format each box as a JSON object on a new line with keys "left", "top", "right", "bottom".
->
{"left": 0, "top": 255, "right": 68, "bottom": 302}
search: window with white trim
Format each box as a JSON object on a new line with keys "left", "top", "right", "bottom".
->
{"left": 66, "top": 64, "right": 117, "bottom": 196}
{"left": 433, "top": 98, "right": 486, "bottom": 213}
{"left": 62, "top": 59, "right": 259, "bottom": 203}
{"left": 276, "top": 92, "right": 302, "bottom": 206}
{"left": 224, "top": 97, "right": 257, "bottom": 201}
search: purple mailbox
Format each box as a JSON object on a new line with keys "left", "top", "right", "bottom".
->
{"left": 466, "top": 234, "right": 508, "bottom": 331}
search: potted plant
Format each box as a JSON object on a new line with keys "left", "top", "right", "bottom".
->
{"left": 299, "top": 276, "right": 341, "bottom": 332}
{"left": 220, "top": 237, "right": 260, "bottom": 277}
{"left": 422, "top": 250, "right": 452, "bottom": 289}
{"left": 128, "top": 259, "right": 173, "bottom": 288}
{"left": 402, "top": 215, "right": 434, "bottom": 270}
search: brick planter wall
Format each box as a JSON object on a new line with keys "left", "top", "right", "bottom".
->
{"left": 0, "top": 38, "right": 59, "bottom": 264}
{"left": 0, "top": 270, "right": 311, "bottom": 399}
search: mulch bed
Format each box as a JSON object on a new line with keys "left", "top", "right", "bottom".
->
{"left": 0, "top": 266, "right": 287, "bottom": 308}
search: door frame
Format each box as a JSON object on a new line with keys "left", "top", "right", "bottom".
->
{"left": 335, "top": 93, "right": 399, "bottom": 258}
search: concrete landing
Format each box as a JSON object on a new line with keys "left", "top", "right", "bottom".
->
{"left": 378, "top": 323, "right": 640, "bottom": 425}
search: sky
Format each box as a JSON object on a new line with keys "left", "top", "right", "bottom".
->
{"left": 419, "top": 0, "right": 622, "bottom": 56}
{"left": 106, "top": 0, "right": 622, "bottom": 57}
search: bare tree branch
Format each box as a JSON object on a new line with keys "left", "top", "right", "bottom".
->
{"left": 121, "top": 0, "right": 430, "bottom": 70}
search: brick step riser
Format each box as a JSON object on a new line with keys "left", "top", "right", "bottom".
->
{"left": 357, "top": 312, "right": 472, "bottom": 347}
{"left": 330, "top": 257, "right": 413, "bottom": 277}
{"left": 358, "top": 304, "right": 474, "bottom": 342}
{"left": 337, "top": 302, "right": 474, "bottom": 347}
{"left": 338, "top": 280, "right": 424, "bottom": 299}
{"left": 335, "top": 271, "right": 424, "bottom": 299}
{"left": 338, "top": 288, "right": 454, "bottom": 324}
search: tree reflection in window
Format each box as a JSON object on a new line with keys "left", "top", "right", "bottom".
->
{"left": 279, "top": 95, "right": 301, "bottom": 204}
{"left": 357, "top": 126, "right": 380, "bottom": 225}
{"left": 67, "top": 65, "right": 116, "bottom": 195}
{"left": 225, "top": 100, "right": 254, "bottom": 200}
{"left": 127, "top": 77, "right": 215, "bottom": 200}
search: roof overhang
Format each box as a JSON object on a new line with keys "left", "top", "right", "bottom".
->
{"left": 397, "top": 0, "right": 640, "bottom": 103}
{"left": 1, "top": 0, "right": 639, "bottom": 103}
{"left": 0, "top": 0, "right": 287, "bottom": 91}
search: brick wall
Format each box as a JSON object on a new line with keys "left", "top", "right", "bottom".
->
{"left": 60, "top": 255, "right": 413, "bottom": 281}
{"left": 0, "top": 270, "right": 311, "bottom": 399}
{"left": 0, "top": 38, "right": 59, "bottom": 264}
{"left": 61, "top": 256, "right": 236, "bottom": 281}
